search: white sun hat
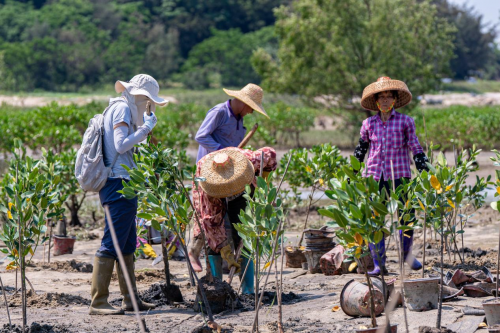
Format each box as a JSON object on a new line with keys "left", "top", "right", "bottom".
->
{"left": 115, "top": 74, "right": 168, "bottom": 106}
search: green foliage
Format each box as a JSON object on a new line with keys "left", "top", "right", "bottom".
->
{"left": 58, "top": 149, "right": 86, "bottom": 227}
{"left": 0, "top": 0, "right": 285, "bottom": 91}
{"left": 432, "top": 0, "right": 499, "bottom": 80}
{"left": 253, "top": 0, "right": 455, "bottom": 110}
{"left": 275, "top": 144, "right": 347, "bottom": 207}
{"left": 0, "top": 102, "right": 100, "bottom": 154}
{"left": 245, "top": 102, "right": 317, "bottom": 147}
{"left": 318, "top": 159, "right": 394, "bottom": 264}
{"left": 235, "top": 177, "right": 285, "bottom": 272}
{"left": 413, "top": 148, "right": 487, "bottom": 249}
{"left": 0, "top": 140, "right": 67, "bottom": 270}
{"left": 118, "top": 140, "right": 193, "bottom": 238}
{"left": 182, "top": 27, "right": 277, "bottom": 89}
{"left": 415, "top": 106, "right": 500, "bottom": 150}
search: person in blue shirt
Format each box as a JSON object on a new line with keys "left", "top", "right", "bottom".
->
{"left": 189, "top": 84, "right": 269, "bottom": 284}
{"left": 195, "top": 83, "right": 269, "bottom": 162}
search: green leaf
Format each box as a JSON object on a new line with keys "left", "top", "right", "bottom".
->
{"left": 151, "top": 219, "right": 161, "bottom": 231}
{"left": 137, "top": 213, "right": 153, "bottom": 220}
{"left": 147, "top": 193, "right": 160, "bottom": 206}
{"left": 350, "top": 155, "right": 361, "bottom": 171}
{"left": 371, "top": 202, "right": 388, "bottom": 216}
{"left": 349, "top": 204, "right": 363, "bottom": 219}
{"left": 265, "top": 204, "right": 273, "bottom": 219}
{"left": 318, "top": 209, "right": 336, "bottom": 220}
{"left": 256, "top": 176, "right": 267, "bottom": 189}
{"left": 387, "top": 199, "right": 398, "bottom": 215}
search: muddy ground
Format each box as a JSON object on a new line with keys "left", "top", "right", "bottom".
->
{"left": 2, "top": 153, "right": 500, "bottom": 332}
{"left": 1, "top": 204, "right": 500, "bottom": 333}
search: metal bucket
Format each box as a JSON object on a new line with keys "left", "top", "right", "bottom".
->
{"left": 483, "top": 300, "right": 500, "bottom": 326}
{"left": 355, "top": 324, "right": 398, "bottom": 333}
{"left": 52, "top": 235, "right": 76, "bottom": 256}
{"left": 403, "top": 278, "right": 439, "bottom": 312}
{"left": 340, "top": 279, "right": 384, "bottom": 317}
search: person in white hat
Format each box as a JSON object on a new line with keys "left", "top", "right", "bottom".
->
{"left": 89, "top": 74, "right": 168, "bottom": 315}
{"left": 189, "top": 84, "right": 269, "bottom": 276}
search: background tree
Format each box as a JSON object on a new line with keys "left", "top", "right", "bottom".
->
{"left": 252, "top": 0, "right": 456, "bottom": 112}
{"left": 432, "top": 0, "right": 498, "bottom": 80}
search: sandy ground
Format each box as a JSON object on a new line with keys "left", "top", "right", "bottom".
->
{"left": 1, "top": 204, "right": 500, "bottom": 333}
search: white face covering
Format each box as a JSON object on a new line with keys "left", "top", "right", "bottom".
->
{"left": 121, "top": 91, "right": 156, "bottom": 127}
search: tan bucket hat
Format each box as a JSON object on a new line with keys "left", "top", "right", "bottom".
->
{"left": 223, "top": 83, "right": 269, "bottom": 118}
{"left": 199, "top": 149, "right": 255, "bottom": 198}
{"left": 115, "top": 74, "right": 168, "bottom": 106}
{"left": 361, "top": 77, "right": 412, "bottom": 112}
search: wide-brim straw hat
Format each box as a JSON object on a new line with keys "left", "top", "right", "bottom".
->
{"left": 115, "top": 74, "right": 168, "bottom": 106}
{"left": 199, "top": 149, "right": 255, "bottom": 198}
{"left": 223, "top": 83, "right": 269, "bottom": 119}
{"left": 361, "top": 77, "right": 412, "bottom": 112}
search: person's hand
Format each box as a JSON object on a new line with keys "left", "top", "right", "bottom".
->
{"left": 220, "top": 244, "right": 241, "bottom": 273}
{"left": 143, "top": 111, "right": 157, "bottom": 132}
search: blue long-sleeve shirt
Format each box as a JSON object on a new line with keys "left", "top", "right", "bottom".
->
{"left": 195, "top": 100, "right": 246, "bottom": 162}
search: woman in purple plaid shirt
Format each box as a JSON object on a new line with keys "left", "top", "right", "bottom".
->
{"left": 354, "top": 77, "right": 430, "bottom": 276}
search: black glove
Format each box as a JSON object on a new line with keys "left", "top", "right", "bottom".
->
{"left": 354, "top": 138, "right": 369, "bottom": 163}
{"left": 414, "top": 152, "right": 429, "bottom": 172}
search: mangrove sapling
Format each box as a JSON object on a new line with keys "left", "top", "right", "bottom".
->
{"left": 235, "top": 177, "right": 286, "bottom": 332}
{"left": 119, "top": 142, "right": 221, "bottom": 323}
{"left": 318, "top": 157, "right": 394, "bottom": 330}
{"left": 0, "top": 141, "right": 67, "bottom": 329}
{"left": 278, "top": 145, "right": 346, "bottom": 246}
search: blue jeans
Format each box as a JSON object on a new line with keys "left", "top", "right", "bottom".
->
{"left": 97, "top": 178, "right": 137, "bottom": 259}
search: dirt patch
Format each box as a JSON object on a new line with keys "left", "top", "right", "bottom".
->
{"left": 418, "top": 327, "right": 453, "bottom": 333}
{"left": 428, "top": 250, "right": 498, "bottom": 272}
{"left": 9, "top": 290, "right": 90, "bottom": 308}
{"left": 238, "top": 291, "right": 301, "bottom": 311}
{"left": 194, "top": 276, "right": 237, "bottom": 314}
{"left": 1, "top": 323, "right": 71, "bottom": 333}
{"left": 110, "top": 282, "right": 183, "bottom": 307}
{"left": 30, "top": 259, "right": 93, "bottom": 273}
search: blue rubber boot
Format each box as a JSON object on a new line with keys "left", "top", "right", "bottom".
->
{"left": 240, "top": 257, "right": 255, "bottom": 295}
{"left": 208, "top": 255, "right": 223, "bottom": 280}
{"left": 368, "top": 238, "right": 388, "bottom": 276}
{"left": 401, "top": 230, "right": 422, "bottom": 271}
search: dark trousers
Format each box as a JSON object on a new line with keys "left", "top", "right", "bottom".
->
{"left": 97, "top": 178, "right": 138, "bottom": 259}
{"left": 207, "top": 194, "right": 247, "bottom": 255}
{"left": 378, "top": 174, "right": 414, "bottom": 237}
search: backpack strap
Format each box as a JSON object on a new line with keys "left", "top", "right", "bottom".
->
{"left": 104, "top": 98, "right": 129, "bottom": 177}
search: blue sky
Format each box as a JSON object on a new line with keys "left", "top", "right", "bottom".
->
{"left": 448, "top": 0, "right": 499, "bottom": 40}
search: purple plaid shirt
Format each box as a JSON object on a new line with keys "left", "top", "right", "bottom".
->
{"left": 360, "top": 110, "right": 423, "bottom": 181}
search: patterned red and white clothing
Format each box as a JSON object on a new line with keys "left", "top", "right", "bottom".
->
{"left": 360, "top": 109, "right": 424, "bottom": 181}
{"left": 192, "top": 147, "right": 277, "bottom": 252}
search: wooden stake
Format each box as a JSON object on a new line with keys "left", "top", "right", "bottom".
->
{"left": 104, "top": 206, "right": 147, "bottom": 333}
{"left": 390, "top": 161, "right": 409, "bottom": 333}
{"left": 496, "top": 220, "right": 500, "bottom": 301}
{"left": 422, "top": 211, "right": 427, "bottom": 279}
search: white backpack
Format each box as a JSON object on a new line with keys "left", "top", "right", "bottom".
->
{"left": 74, "top": 100, "right": 125, "bottom": 192}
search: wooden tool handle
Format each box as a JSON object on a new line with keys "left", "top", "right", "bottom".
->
{"left": 226, "top": 242, "right": 244, "bottom": 284}
{"left": 146, "top": 101, "right": 152, "bottom": 116}
{"left": 237, "top": 123, "right": 258, "bottom": 148}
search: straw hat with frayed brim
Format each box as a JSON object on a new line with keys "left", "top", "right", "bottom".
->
{"left": 223, "top": 83, "right": 269, "bottom": 119}
{"left": 115, "top": 74, "right": 168, "bottom": 106}
{"left": 361, "top": 77, "right": 412, "bottom": 112}
{"left": 199, "top": 148, "right": 255, "bottom": 199}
